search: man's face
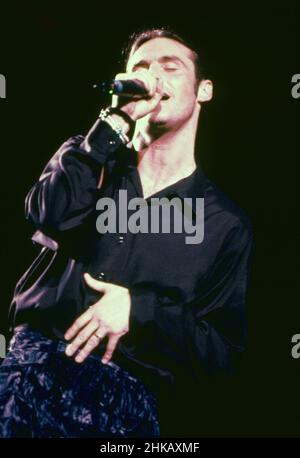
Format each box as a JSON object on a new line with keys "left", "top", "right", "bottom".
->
{"left": 126, "top": 37, "right": 200, "bottom": 129}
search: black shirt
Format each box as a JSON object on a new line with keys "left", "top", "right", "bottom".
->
{"left": 9, "top": 118, "right": 255, "bottom": 399}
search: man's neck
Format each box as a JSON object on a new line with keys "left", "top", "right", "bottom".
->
{"left": 131, "top": 118, "right": 198, "bottom": 196}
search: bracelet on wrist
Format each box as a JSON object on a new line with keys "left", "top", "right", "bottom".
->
{"left": 109, "top": 107, "right": 135, "bottom": 134}
{"left": 98, "top": 107, "right": 135, "bottom": 144}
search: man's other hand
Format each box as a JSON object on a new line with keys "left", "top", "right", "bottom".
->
{"left": 64, "top": 273, "right": 130, "bottom": 364}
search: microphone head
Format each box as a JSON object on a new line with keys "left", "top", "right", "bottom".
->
{"left": 113, "top": 80, "right": 147, "bottom": 96}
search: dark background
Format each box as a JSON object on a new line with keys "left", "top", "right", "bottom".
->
{"left": 0, "top": 1, "right": 299, "bottom": 436}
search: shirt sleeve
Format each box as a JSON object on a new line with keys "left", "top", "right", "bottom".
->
{"left": 24, "top": 119, "right": 123, "bottom": 238}
{"left": 123, "top": 220, "right": 255, "bottom": 383}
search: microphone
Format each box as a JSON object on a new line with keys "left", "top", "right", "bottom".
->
{"left": 93, "top": 79, "right": 148, "bottom": 98}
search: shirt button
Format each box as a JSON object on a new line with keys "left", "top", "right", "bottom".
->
{"left": 109, "top": 140, "right": 116, "bottom": 145}
{"left": 118, "top": 235, "right": 125, "bottom": 244}
{"left": 98, "top": 272, "right": 105, "bottom": 280}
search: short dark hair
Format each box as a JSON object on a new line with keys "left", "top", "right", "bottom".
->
{"left": 122, "top": 26, "right": 206, "bottom": 83}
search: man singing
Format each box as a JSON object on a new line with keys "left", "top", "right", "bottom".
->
{"left": 0, "top": 27, "right": 254, "bottom": 437}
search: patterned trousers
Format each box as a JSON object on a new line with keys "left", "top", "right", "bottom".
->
{"left": 0, "top": 328, "right": 160, "bottom": 438}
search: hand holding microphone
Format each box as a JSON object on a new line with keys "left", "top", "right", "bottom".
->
{"left": 111, "top": 70, "right": 165, "bottom": 122}
{"left": 94, "top": 70, "right": 165, "bottom": 132}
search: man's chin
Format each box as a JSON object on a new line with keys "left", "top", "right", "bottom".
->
{"left": 148, "top": 118, "right": 170, "bottom": 133}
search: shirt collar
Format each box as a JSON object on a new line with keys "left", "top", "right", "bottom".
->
{"left": 162, "top": 165, "right": 206, "bottom": 199}
{"left": 117, "top": 146, "right": 206, "bottom": 199}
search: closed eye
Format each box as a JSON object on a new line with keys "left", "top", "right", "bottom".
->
{"left": 163, "top": 65, "right": 179, "bottom": 72}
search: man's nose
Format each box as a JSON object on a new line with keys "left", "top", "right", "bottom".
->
{"left": 149, "top": 61, "right": 163, "bottom": 76}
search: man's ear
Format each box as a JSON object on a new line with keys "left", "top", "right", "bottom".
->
{"left": 197, "top": 79, "right": 213, "bottom": 103}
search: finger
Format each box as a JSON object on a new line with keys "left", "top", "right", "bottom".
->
{"left": 75, "top": 327, "right": 108, "bottom": 363}
{"left": 84, "top": 273, "right": 109, "bottom": 293}
{"left": 143, "top": 72, "right": 157, "bottom": 96}
{"left": 156, "top": 77, "right": 165, "bottom": 96}
{"left": 111, "top": 94, "right": 119, "bottom": 108}
{"left": 146, "top": 91, "right": 163, "bottom": 111}
{"left": 64, "top": 307, "right": 93, "bottom": 341}
{"left": 115, "top": 72, "right": 135, "bottom": 81}
{"left": 133, "top": 91, "right": 162, "bottom": 117}
{"left": 65, "top": 319, "right": 100, "bottom": 357}
{"left": 101, "top": 334, "right": 120, "bottom": 364}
